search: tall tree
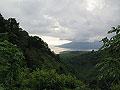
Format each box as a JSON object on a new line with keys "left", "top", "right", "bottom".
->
{"left": 97, "top": 25, "right": 120, "bottom": 90}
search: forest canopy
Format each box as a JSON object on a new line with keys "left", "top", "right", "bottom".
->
{"left": 0, "top": 14, "right": 91, "bottom": 90}
{"left": 0, "top": 13, "right": 120, "bottom": 90}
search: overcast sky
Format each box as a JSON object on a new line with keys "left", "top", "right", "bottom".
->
{"left": 0, "top": 0, "right": 120, "bottom": 47}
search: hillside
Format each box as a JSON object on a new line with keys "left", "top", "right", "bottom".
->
{"left": 0, "top": 13, "right": 120, "bottom": 90}
{"left": 0, "top": 14, "right": 92, "bottom": 90}
{"left": 60, "top": 51, "right": 106, "bottom": 88}
{"left": 60, "top": 51, "right": 105, "bottom": 79}
{"left": 0, "top": 14, "right": 74, "bottom": 74}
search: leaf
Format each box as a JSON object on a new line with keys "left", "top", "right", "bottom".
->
{"left": 0, "top": 65, "right": 9, "bottom": 71}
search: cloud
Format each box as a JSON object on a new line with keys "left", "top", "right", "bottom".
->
{"left": 30, "top": 34, "right": 71, "bottom": 46}
{"left": 0, "top": 0, "right": 120, "bottom": 43}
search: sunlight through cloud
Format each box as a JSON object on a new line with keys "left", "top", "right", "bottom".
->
{"left": 30, "top": 34, "right": 71, "bottom": 46}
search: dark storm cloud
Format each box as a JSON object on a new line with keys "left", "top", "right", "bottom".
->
{"left": 0, "top": 0, "right": 120, "bottom": 42}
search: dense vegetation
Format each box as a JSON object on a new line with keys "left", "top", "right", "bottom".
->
{"left": 60, "top": 51, "right": 105, "bottom": 89}
{"left": 60, "top": 51, "right": 103, "bottom": 79}
{"left": 60, "top": 25, "right": 120, "bottom": 90}
{"left": 0, "top": 14, "right": 91, "bottom": 90}
{"left": 0, "top": 13, "right": 120, "bottom": 90}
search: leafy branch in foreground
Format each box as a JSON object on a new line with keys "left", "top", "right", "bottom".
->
{"left": 97, "top": 25, "right": 120, "bottom": 90}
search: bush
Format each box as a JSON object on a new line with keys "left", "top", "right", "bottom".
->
{"left": 18, "top": 68, "right": 91, "bottom": 90}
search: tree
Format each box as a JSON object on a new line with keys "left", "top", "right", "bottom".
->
{"left": 18, "top": 68, "right": 91, "bottom": 90}
{"left": 0, "top": 40, "right": 24, "bottom": 89}
{"left": 99, "top": 25, "right": 120, "bottom": 58}
{"left": 97, "top": 25, "right": 120, "bottom": 89}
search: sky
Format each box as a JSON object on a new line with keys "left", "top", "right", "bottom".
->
{"left": 0, "top": 0, "right": 120, "bottom": 53}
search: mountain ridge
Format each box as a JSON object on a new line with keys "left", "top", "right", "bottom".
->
{"left": 58, "top": 41, "right": 103, "bottom": 50}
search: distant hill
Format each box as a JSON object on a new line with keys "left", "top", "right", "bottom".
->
{"left": 60, "top": 51, "right": 89, "bottom": 54}
{"left": 59, "top": 41, "right": 103, "bottom": 50}
{"left": 60, "top": 51, "right": 106, "bottom": 88}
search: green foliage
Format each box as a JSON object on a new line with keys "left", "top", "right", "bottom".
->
{"left": 0, "top": 84, "right": 5, "bottom": 90}
{"left": 110, "top": 83, "right": 120, "bottom": 90}
{"left": 60, "top": 25, "right": 120, "bottom": 90}
{"left": 0, "top": 40, "right": 24, "bottom": 89}
{"left": 60, "top": 51, "right": 104, "bottom": 82}
{"left": 18, "top": 68, "right": 91, "bottom": 90}
{"left": 99, "top": 25, "right": 120, "bottom": 58}
{"left": 96, "top": 57, "right": 120, "bottom": 81}
{"left": 0, "top": 13, "right": 73, "bottom": 74}
{"left": 97, "top": 25, "right": 120, "bottom": 89}
{"left": 0, "top": 32, "right": 8, "bottom": 41}
{"left": 96, "top": 57, "right": 120, "bottom": 89}
{"left": 0, "top": 14, "right": 91, "bottom": 90}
